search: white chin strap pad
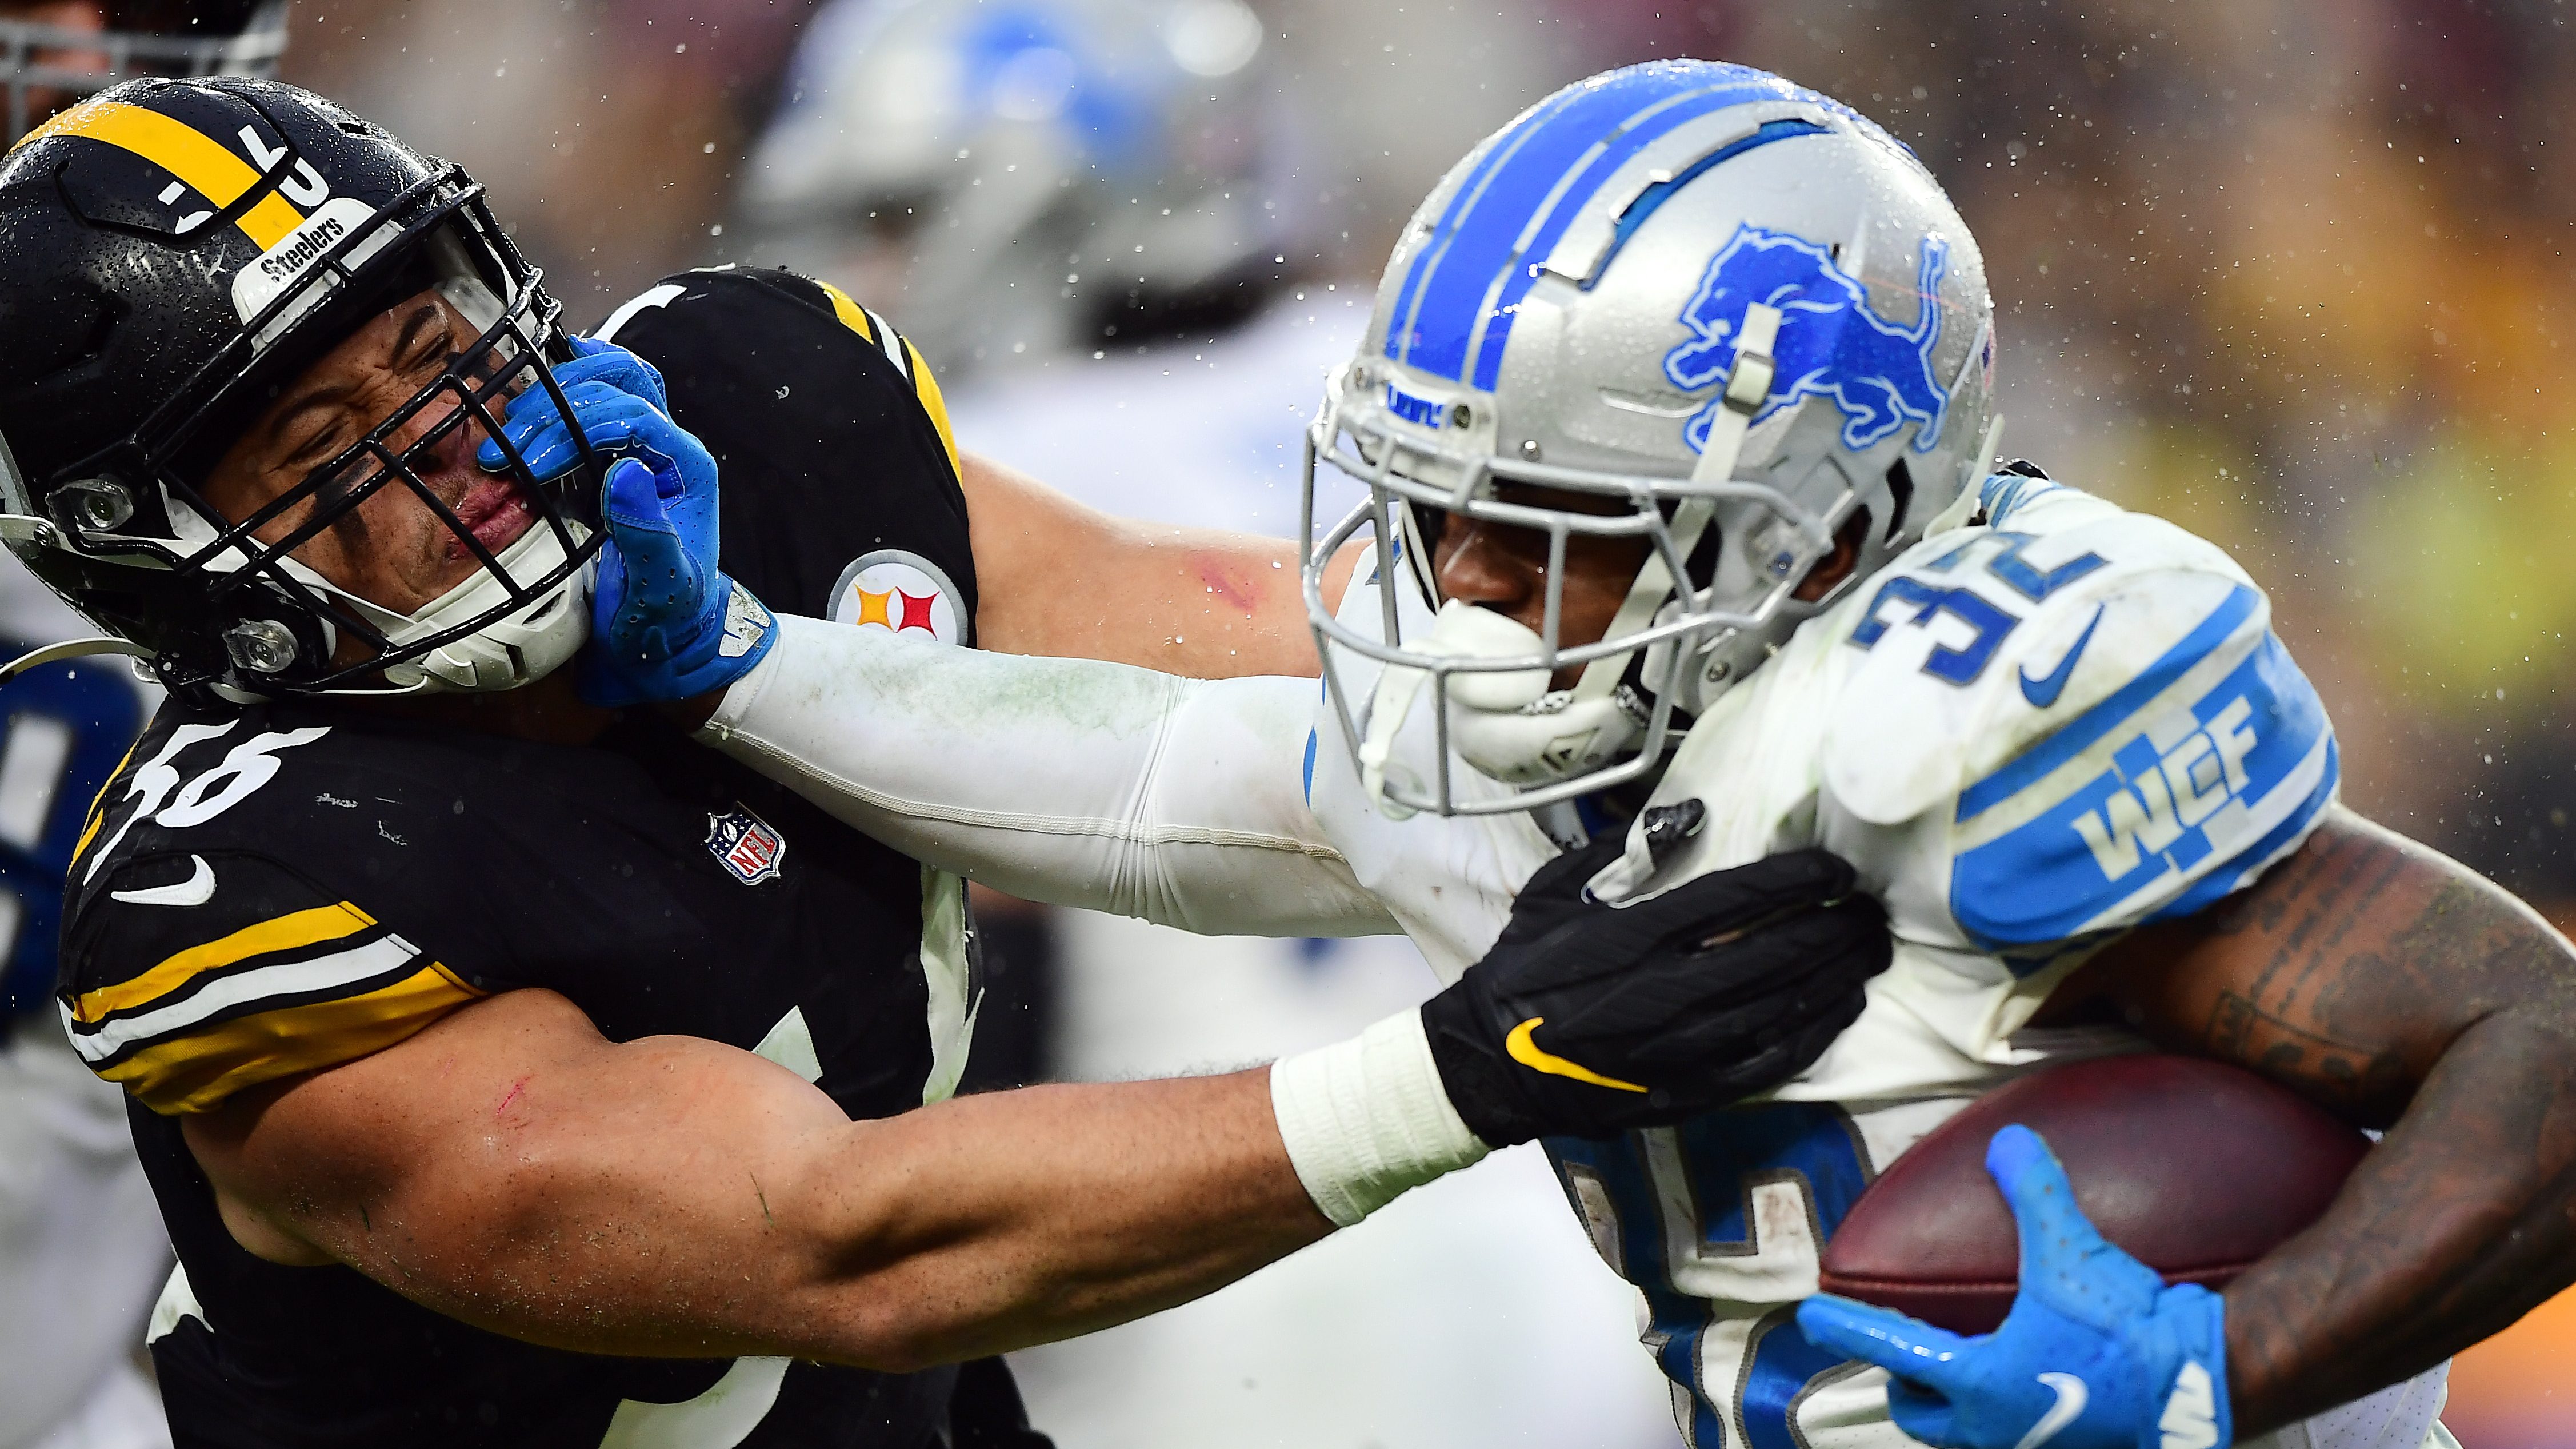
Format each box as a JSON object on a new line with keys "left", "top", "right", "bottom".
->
{"left": 384, "top": 524, "right": 594, "bottom": 693}
{"left": 1359, "top": 600, "right": 1644, "bottom": 799}
{"left": 159, "top": 467, "right": 590, "bottom": 696}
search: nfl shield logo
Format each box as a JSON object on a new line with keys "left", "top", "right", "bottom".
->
{"left": 706, "top": 807, "right": 787, "bottom": 885}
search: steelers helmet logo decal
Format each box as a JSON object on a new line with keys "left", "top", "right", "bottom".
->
{"left": 827, "top": 549, "right": 965, "bottom": 645}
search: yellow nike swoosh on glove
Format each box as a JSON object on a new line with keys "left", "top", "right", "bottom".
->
{"left": 1505, "top": 1017, "right": 1647, "bottom": 1092}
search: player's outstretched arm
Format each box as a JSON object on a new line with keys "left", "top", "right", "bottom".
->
{"left": 542, "top": 361, "right": 1390, "bottom": 938}
{"left": 958, "top": 451, "right": 1362, "bottom": 679}
{"left": 703, "top": 612, "right": 1398, "bottom": 937}
{"left": 178, "top": 846, "right": 1889, "bottom": 1367}
{"left": 2069, "top": 806, "right": 2576, "bottom": 1434}
{"left": 183, "top": 987, "right": 1330, "bottom": 1368}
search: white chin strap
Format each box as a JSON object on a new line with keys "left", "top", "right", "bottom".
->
{"left": 170, "top": 497, "right": 594, "bottom": 695}
{"left": 372, "top": 522, "right": 595, "bottom": 692}
{"left": 1358, "top": 302, "right": 1784, "bottom": 813}
{"left": 1358, "top": 600, "right": 1648, "bottom": 817}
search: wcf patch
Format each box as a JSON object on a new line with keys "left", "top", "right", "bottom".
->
{"left": 706, "top": 806, "right": 786, "bottom": 885}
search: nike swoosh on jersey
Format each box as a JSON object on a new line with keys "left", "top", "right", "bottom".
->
{"left": 2013, "top": 1372, "right": 2090, "bottom": 1449}
{"left": 110, "top": 854, "right": 215, "bottom": 908}
{"left": 1505, "top": 1017, "right": 1647, "bottom": 1092}
{"left": 2018, "top": 604, "right": 2107, "bottom": 709}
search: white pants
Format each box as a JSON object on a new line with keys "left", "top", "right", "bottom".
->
{"left": 2258, "top": 1364, "right": 2455, "bottom": 1449}
{"left": 0, "top": 1024, "right": 173, "bottom": 1449}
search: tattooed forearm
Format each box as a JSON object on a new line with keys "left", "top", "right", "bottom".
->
{"left": 2222, "top": 1013, "right": 2576, "bottom": 1427}
{"left": 2198, "top": 991, "right": 2408, "bottom": 1118}
{"left": 2074, "top": 806, "right": 2576, "bottom": 1434}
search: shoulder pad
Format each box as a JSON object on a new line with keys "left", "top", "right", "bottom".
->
{"left": 597, "top": 266, "right": 925, "bottom": 387}
{"left": 585, "top": 267, "right": 976, "bottom": 629}
{"left": 1811, "top": 491, "right": 2337, "bottom": 949}
{"left": 62, "top": 848, "right": 481, "bottom": 1114}
{"left": 1821, "top": 493, "right": 2255, "bottom": 826}
{"left": 71, "top": 713, "right": 492, "bottom": 929}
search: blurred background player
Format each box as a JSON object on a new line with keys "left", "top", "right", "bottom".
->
{"left": 737, "top": 0, "right": 1289, "bottom": 390}
{"left": 0, "top": 0, "right": 282, "bottom": 136}
{"left": 0, "top": 7, "right": 283, "bottom": 1449}
{"left": 0, "top": 584, "right": 158, "bottom": 1449}
{"left": 731, "top": 3, "right": 1680, "bottom": 1445}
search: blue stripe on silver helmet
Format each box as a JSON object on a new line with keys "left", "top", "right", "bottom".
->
{"left": 1385, "top": 61, "right": 1923, "bottom": 392}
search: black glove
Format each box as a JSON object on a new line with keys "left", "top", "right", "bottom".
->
{"left": 1421, "top": 832, "right": 1891, "bottom": 1146}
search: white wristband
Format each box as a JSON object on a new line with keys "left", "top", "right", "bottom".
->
{"left": 1269, "top": 1008, "right": 1491, "bottom": 1227}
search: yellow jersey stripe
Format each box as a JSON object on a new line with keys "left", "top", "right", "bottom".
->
{"left": 807, "top": 280, "right": 956, "bottom": 474}
{"left": 903, "top": 337, "right": 962, "bottom": 478}
{"left": 109, "top": 962, "right": 483, "bottom": 1115}
{"left": 815, "top": 278, "right": 877, "bottom": 342}
{"left": 73, "top": 737, "right": 142, "bottom": 867}
{"left": 74, "top": 901, "right": 379, "bottom": 1024}
{"left": 14, "top": 100, "right": 305, "bottom": 249}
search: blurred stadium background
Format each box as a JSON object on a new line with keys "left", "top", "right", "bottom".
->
{"left": 270, "top": 0, "right": 2576, "bottom": 1444}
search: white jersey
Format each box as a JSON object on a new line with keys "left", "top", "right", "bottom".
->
{"left": 1308, "top": 474, "right": 2441, "bottom": 1449}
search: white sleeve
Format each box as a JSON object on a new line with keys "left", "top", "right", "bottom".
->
{"left": 699, "top": 614, "right": 1399, "bottom": 938}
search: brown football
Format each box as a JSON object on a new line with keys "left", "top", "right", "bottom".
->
{"left": 1816, "top": 1054, "right": 2370, "bottom": 1334}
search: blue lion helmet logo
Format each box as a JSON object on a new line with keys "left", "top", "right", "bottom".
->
{"left": 1663, "top": 225, "right": 1952, "bottom": 456}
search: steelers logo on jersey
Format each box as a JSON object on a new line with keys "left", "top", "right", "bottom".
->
{"left": 828, "top": 549, "right": 965, "bottom": 645}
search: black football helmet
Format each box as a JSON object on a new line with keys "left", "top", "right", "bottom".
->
{"left": 0, "top": 77, "right": 605, "bottom": 703}
{"left": 1, "top": 1, "right": 289, "bottom": 142}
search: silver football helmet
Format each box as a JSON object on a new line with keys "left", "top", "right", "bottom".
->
{"left": 736, "top": 0, "right": 1283, "bottom": 376}
{"left": 1302, "top": 59, "right": 2001, "bottom": 817}
{"left": 1, "top": 1, "right": 289, "bottom": 142}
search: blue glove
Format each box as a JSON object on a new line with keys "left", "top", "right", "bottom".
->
{"left": 1796, "top": 1125, "right": 2232, "bottom": 1449}
{"left": 479, "top": 337, "right": 775, "bottom": 709}
{"left": 477, "top": 335, "right": 698, "bottom": 488}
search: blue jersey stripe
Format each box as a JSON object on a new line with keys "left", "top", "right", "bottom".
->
{"left": 1543, "top": 1133, "right": 1729, "bottom": 1447}
{"left": 2147, "top": 735, "right": 2339, "bottom": 925}
{"left": 1950, "top": 630, "right": 2334, "bottom": 951}
{"left": 1544, "top": 1106, "right": 1869, "bottom": 1447}
{"left": 1391, "top": 63, "right": 1832, "bottom": 384}
{"left": 1741, "top": 1316, "right": 1848, "bottom": 1449}
{"left": 1957, "top": 583, "right": 2261, "bottom": 822}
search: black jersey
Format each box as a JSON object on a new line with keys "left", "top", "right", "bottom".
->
{"left": 55, "top": 269, "right": 1034, "bottom": 1449}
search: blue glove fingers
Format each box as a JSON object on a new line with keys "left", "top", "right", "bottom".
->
{"left": 551, "top": 337, "right": 671, "bottom": 410}
{"left": 1882, "top": 1375, "right": 1969, "bottom": 1449}
{"left": 477, "top": 375, "right": 584, "bottom": 472}
{"left": 477, "top": 384, "right": 573, "bottom": 474}
{"left": 482, "top": 389, "right": 665, "bottom": 479}
{"left": 602, "top": 455, "right": 678, "bottom": 539}
{"left": 479, "top": 378, "right": 645, "bottom": 462}
{"left": 1794, "top": 1295, "right": 1974, "bottom": 1398}
{"left": 1987, "top": 1124, "right": 2165, "bottom": 1320}
{"left": 477, "top": 376, "right": 663, "bottom": 473}
{"left": 599, "top": 457, "right": 703, "bottom": 615}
